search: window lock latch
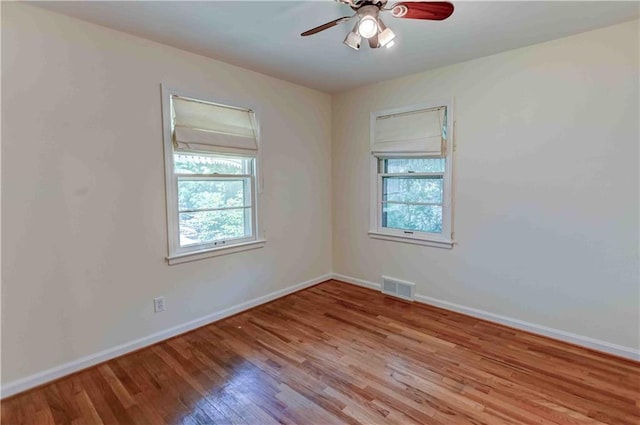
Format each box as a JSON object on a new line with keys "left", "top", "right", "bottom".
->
{"left": 404, "top": 231, "right": 414, "bottom": 235}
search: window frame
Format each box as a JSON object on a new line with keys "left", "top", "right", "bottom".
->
{"left": 175, "top": 166, "right": 255, "bottom": 249}
{"left": 161, "top": 85, "right": 265, "bottom": 265}
{"left": 368, "top": 99, "right": 455, "bottom": 249}
{"left": 379, "top": 165, "right": 445, "bottom": 232}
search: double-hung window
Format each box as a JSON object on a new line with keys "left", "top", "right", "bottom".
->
{"left": 162, "top": 88, "right": 264, "bottom": 264}
{"left": 369, "top": 100, "right": 454, "bottom": 249}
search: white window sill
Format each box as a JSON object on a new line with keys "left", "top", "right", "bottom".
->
{"left": 368, "top": 231, "right": 454, "bottom": 249}
{"left": 166, "top": 239, "right": 266, "bottom": 265}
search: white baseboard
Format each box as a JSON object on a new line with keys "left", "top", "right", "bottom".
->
{"left": 332, "top": 273, "right": 381, "bottom": 290}
{"left": 1, "top": 273, "right": 332, "bottom": 399}
{"left": 331, "top": 273, "right": 640, "bottom": 361}
{"left": 4, "top": 272, "right": 636, "bottom": 398}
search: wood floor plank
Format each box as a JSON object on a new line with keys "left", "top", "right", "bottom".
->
{"left": 2, "top": 280, "right": 639, "bottom": 424}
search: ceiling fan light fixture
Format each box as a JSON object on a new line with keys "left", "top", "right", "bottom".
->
{"left": 343, "top": 29, "right": 361, "bottom": 50}
{"left": 357, "top": 15, "right": 378, "bottom": 39}
{"left": 377, "top": 18, "right": 396, "bottom": 47}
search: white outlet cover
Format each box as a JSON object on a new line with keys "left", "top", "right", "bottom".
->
{"left": 154, "top": 297, "right": 165, "bottom": 313}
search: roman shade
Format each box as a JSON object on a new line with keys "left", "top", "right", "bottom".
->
{"left": 372, "top": 106, "right": 446, "bottom": 157}
{"left": 172, "top": 96, "right": 258, "bottom": 156}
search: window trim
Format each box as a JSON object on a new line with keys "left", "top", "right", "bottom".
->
{"left": 161, "top": 85, "right": 265, "bottom": 264}
{"left": 369, "top": 99, "right": 455, "bottom": 249}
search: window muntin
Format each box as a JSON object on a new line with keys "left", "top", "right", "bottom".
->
{"left": 382, "top": 175, "right": 444, "bottom": 204}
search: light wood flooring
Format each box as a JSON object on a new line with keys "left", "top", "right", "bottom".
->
{"left": 2, "top": 280, "right": 639, "bottom": 424}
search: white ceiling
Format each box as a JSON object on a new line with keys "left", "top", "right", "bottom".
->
{"left": 30, "top": 1, "right": 639, "bottom": 93}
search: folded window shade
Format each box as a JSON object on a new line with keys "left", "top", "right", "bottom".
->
{"left": 172, "top": 96, "right": 257, "bottom": 156}
{"left": 372, "top": 106, "right": 446, "bottom": 157}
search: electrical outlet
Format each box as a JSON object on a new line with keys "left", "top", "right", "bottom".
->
{"left": 154, "top": 296, "right": 165, "bottom": 313}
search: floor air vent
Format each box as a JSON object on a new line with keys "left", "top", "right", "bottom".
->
{"left": 381, "top": 276, "right": 415, "bottom": 301}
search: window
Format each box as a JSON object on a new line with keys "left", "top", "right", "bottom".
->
{"left": 162, "top": 87, "right": 264, "bottom": 264}
{"left": 175, "top": 153, "right": 254, "bottom": 247}
{"left": 369, "top": 100, "right": 454, "bottom": 248}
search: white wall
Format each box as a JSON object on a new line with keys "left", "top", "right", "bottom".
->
{"left": 332, "top": 21, "right": 639, "bottom": 352}
{"left": 1, "top": 3, "right": 332, "bottom": 386}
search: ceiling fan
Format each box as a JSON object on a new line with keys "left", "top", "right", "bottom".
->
{"left": 301, "top": 0, "right": 454, "bottom": 50}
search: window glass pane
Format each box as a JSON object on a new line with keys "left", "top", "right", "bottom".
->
{"left": 382, "top": 203, "right": 442, "bottom": 233}
{"left": 384, "top": 158, "right": 444, "bottom": 173}
{"left": 383, "top": 176, "right": 443, "bottom": 204}
{"left": 178, "top": 179, "right": 249, "bottom": 211}
{"left": 174, "top": 153, "right": 251, "bottom": 175}
{"left": 179, "top": 209, "right": 250, "bottom": 246}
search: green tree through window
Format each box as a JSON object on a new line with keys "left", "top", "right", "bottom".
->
{"left": 381, "top": 158, "right": 444, "bottom": 234}
{"left": 174, "top": 154, "right": 252, "bottom": 246}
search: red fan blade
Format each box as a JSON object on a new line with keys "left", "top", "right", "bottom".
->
{"left": 301, "top": 16, "right": 351, "bottom": 36}
{"left": 390, "top": 2, "right": 454, "bottom": 20}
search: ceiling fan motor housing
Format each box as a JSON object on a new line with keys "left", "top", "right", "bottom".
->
{"left": 357, "top": 4, "right": 381, "bottom": 18}
{"left": 350, "top": 0, "right": 387, "bottom": 10}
